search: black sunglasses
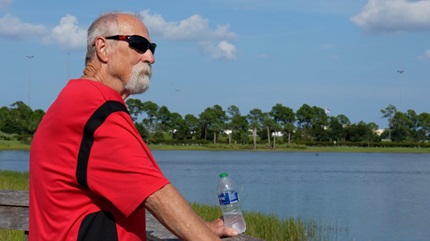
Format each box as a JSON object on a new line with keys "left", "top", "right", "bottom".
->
{"left": 105, "top": 35, "right": 156, "bottom": 54}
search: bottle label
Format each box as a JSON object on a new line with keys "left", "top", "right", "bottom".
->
{"left": 218, "top": 191, "right": 239, "bottom": 205}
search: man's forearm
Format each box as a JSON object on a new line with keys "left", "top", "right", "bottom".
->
{"left": 145, "top": 183, "right": 221, "bottom": 241}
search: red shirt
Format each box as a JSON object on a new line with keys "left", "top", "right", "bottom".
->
{"left": 30, "top": 79, "right": 170, "bottom": 241}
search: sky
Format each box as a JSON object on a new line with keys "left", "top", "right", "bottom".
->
{"left": 1, "top": 0, "right": 430, "bottom": 129}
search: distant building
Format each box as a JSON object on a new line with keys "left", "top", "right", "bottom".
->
{"left": 272, "top": 131, "right": 283, "bottom": 137}
{"left": 375, "top": 129, "right": 385, "bottom": 136}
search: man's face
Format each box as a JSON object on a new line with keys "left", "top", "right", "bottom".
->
{"left": 104, "top": 15, "right": 156, "bottom": 97}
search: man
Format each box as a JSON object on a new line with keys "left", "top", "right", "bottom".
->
{"left": 29, "top": 12, "right": 238, "bottom": 241}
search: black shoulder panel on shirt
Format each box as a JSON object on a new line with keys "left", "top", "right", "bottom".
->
{"left": 76, "top": 100, "right": 129, "bottom": 188}
{"left": 77, "top": 210, "right": 118, "bottom": 241}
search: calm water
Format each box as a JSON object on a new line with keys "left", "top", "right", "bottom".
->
{"left": 1, "top": 150, "right": 430, "bottom": 241}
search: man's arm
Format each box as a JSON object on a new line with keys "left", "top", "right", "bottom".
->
{"left": 145, "top": 184, "right": 237, "bottom": 241}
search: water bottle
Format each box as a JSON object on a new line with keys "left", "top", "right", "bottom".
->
{"left": 217, "top": 172, "right": 246, "bottom": 233}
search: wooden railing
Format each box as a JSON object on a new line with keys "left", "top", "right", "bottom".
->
{"left": 0, "top": 190, "right": 263, "bottom": 241}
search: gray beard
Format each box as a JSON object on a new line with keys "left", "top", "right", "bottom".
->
{"left": 125, "top": 63, "right": 152, "bottom": 95}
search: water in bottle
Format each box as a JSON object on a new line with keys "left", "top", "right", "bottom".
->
{"left": 217, "top": 172, "right": 246, "bottom": 233}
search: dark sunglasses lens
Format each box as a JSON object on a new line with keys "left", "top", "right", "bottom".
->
{"left": 149, "top": 43, "right": 156, "bottom": 54}
{"left": 129, "top": 36, "right": 155, "bottom": 54}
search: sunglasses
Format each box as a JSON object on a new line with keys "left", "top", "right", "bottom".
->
{"left": 105, "top": 35, "right": 156, "bottom": 54}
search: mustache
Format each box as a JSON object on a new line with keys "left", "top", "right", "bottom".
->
{"left": 137, "top": 62, "right": 152, "bottom": 77}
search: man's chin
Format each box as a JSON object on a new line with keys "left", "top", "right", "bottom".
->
{"left": 127, "top": 85, "right": 150, "bottom": 95}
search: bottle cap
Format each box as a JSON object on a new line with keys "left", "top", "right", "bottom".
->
{"left": 219, "top": 172, "right": 228, "bottom": 178}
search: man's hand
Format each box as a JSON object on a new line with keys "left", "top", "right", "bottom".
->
{"left": 206, "top": 217, "right": 239, "bottom": 237}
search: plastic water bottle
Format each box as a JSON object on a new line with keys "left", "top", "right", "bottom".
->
{"left": 217, "top": 172, "right": 246, "bottom": 233}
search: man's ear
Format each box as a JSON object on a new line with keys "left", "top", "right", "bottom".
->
{"left": 94, "top": 36, "right": 109, "bottom": 63}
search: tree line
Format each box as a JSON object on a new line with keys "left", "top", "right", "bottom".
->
{"left": 1, "top": 100, "right": 429, "bottom": 148}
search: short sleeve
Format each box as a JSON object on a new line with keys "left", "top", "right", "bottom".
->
{"left": 86, "top": 111, "right": 170, "bottom": 217}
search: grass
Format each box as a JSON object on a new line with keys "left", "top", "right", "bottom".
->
{"left": 0, "top": 171, "right": 349, "bottom": 241}
{"left": 0, "top": 170, "right": 29, "bottom": 190}
{"left": 190, "top": 202, "right": 349, "bottom": 241}
{"left": 0, "top": 140, "right": 30, "bottom": 151}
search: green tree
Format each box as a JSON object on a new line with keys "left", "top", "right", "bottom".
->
{"left": 381, "top": 104, "right": 397, "bottom": 140}
{"left": 296, "top": 104, "right": 314, "bottom": 141}
{"left": 417, "top": 112, "right": 430, "bottom": 143}
{"left": 169, "top": 112, "right": 188, "bottom": 141}
{"left": 29, "top": 109, "right": 45, "bottom": 133}
{"left": 126, "top": 98, "right": 145, "bottom": 121}
{"left": 345, "top": 121, "right": 378, "bottom": 143}
{"left": 261, "top": 112, "right": 276, "bottom": 148}
{"left": 184, "top": 114, "right": 199, "bottom": 140}
{"left": 391, "top": 111, "right": 414, "bottom": 142}
{"left": 232, "top": 115, "right": 249, "bottom": 145}
{"left": 157, "top": 106, "right": 172, "bottom": 133}
{"left": 406, "top": 109, "right": 420, "bottom": 142}
{"left": 226, "top": 106, "right": 248, "bottom": 145}
{"left": 6, "top": 101, "right": 32, "bottom": 134}
{"left": 125, "top": 98, "right": 147, "bottom": 138}
{"left": 225, "top": 105, "right": 240, "bottom": 145}
{"left": 327, "top": 116, "right": 343, "bottom": 142}
{"left": 141, "top": 101, "right": 159, "bottom": 143}
{"left": 270, "top": 103, "right": 295, "bottom": 145}
{"left": 311, "top": 106, "right": 328, "bottom": 141}
{"left": 247, "top": 108, "right": 264, "bottom": 149}
{"left": 0, "top": 106, "right": 8, "bottom": 133}
{"left": 337, "top": 114, "right": 351, "bottom": 141}
{"left": 199, "top": 105, "right": 226, "bottom": 144}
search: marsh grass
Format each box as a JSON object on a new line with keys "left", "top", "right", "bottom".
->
{"left": 0, "top": 170, "right": 29, "bottom": 190}
{"left": 0, "top": 140, "right": 30, "bottom": 151}
{"left": 0, "top": 230, "right": 25, "bottom": 241}
{"left": 190, "top": 202, "right": 349, "bottom": 241}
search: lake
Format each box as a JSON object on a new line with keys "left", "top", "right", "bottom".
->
{"left": 1, "top": 150, "right": 430, "bottom": 241}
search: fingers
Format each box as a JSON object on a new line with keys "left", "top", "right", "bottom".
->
{"left": 206, "top": 218, "right": 239, "bottom": 237}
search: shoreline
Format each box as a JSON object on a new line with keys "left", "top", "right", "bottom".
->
{"left": 2, "top": 141, "right": 430, "bottom": 154}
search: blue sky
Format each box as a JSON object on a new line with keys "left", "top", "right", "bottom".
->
{"left": 1, "top": 0, "right": 430, "bottom": 128}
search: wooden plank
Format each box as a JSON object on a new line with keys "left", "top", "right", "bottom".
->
{"left": 0, "top": 190, "right": 29, "bottom": 207}
{"left": 0, "top": 206, "right": 28, "bottom": 230}
{"left": 0, "top": 190, "right": 29, "bottom": 231}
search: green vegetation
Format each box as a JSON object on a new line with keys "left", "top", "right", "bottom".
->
{"left": 0, "top": 139, "right": 31, "bottom": 150}
{"left": 0, "top": 170, "right": 29, "bottom": 190}
{"left": 148, "top": 143, "right": 430, "bottom": 153}
{"left": 1, "top": 101, "right": 430, "bottom": 152}
{"left": 0, "top": 171, "right": 349, "bottom": 241}
{"left": 1, "top": 139, "right": 430, "bottom": 153}
{"left": 191, "top": 202, "right": 349, "bottom": 241}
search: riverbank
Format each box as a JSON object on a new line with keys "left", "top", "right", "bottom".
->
{"left": 149, "top": 144, "right": 430, "bottom": 153}
{"left": 2, "top": 139, "right": 430, "bottom": 153}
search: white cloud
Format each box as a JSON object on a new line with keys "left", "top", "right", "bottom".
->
{"left": 418, "top": 49, "right": 430, "bottom": 60}
{"left": 199, "top": 40, "right": 237, "bottom": 60}
{"left": 140, "top": 10, "right": 238, "bottom": 60}
{"left": 0, "top": 0, "right": 12, "bottom": 8}
{"left": 42, "top": 14, "right": 86, "bottom": 50}
{"left": 0, "top": 14, "right": 46, "bottom": 38}
{"left": 351, "top": 0, "right": 430, "bottom": 33}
